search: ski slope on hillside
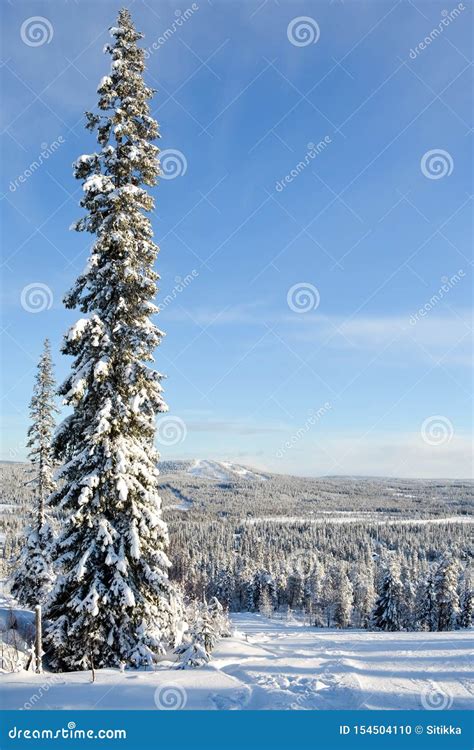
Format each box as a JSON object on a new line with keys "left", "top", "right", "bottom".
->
{"left": 187, "top": 459, "right": 268, "bottom": 482}
{"left": 1, "top": 614, "right": 472, "bottom": 711}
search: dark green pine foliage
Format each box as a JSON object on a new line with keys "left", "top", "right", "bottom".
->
{"left": 11, "top": 339, "right": 57, "bottom": 607}
{"left": 417, "top": 570, "right": 438, "bottom": 632}
{"left": 435, "top": 557, "right": 459, "bottom": 631}
{"left": 45, "top": 9, "right": 183, "bottom": 671}
{"left": 458, "top": 579, "right": 473, "bottom": 628}
{"left": 372, "top": 560, "right": 403, "bottom": 631}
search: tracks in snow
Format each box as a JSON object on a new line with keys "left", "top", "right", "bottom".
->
{"left": 215, "top": 627, "right": 364, "bottom": 710}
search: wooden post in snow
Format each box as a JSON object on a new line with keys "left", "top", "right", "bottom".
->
{"left": 35, "top": 605, "right": 42, "bottom": 674}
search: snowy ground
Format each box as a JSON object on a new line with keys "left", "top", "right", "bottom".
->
{"left": 1, "top": 614, "right": 472, "bottom": 711}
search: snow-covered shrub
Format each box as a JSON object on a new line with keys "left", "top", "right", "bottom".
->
{"left": 177, "top": 597, "right": 231, "bottom": 669}
{"left": 0, "top": 607, "right": 35, "bottom": 673}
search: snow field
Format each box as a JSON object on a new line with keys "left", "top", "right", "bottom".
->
{"left": 1, "top": 614, "right": 472, "bottom": 711}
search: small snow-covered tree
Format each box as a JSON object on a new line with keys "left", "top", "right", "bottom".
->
{"left": 45, "top": 9, "right": 183, "bottom": 671}
{"left": 177, "top": 598, "right": 230, "bottom": 669}
{"left": 435, "top": 557, "right": 460, "bottom": 631}
{"left": 213, "top": 567, "right": 233, "bottom": 611}
{"left": 321, "top": 565, "right": 337, "bottom": 626}
{"left": 352, "top": 565, "right": 376, "bottom": 629}
{"left": 308, "top": 561, "right": 325, "bottom": 626}
{"left": 11, "top": 339, "right": 57, "bottom": 607}
{"left": 333, "top": 566, "right": 353, "bottom": 629}
{"left": 286, "top": 572, "right": 304, "bottom": 610}
{"left": 372, "top": 560, "right": 403, "bottom": 631}
{"left": 258, "top": 587, "right": 273, "bottom": 618}
{"left": 251, "top": 569, "right": 276, "bottom": 611}
{"left": 417, "top": 570, "right": 438, "bottom": 632}
{"left": 458, "top": 577, "right": 473, "bottom": 629}
{"left": 400, "top": 563, "right": 417, "bottom": 630}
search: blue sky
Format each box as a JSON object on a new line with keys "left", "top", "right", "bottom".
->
{"left": 1, "top": 0, "right": 472, "bottom": 477}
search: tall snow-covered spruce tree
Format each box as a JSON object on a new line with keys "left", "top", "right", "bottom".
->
{"left": 11, "top": 339, "right": 57, "bottom": 607}
{"left": 45, "top": 9, "right": 183, "bottom": 671}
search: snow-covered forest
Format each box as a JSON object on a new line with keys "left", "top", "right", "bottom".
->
{"left": 0, "top": 4, "right": 472, "bottom": 714}
{"left": 1, "top": 456, "right": 473, "bottom": 709}
{"left": 1, "top": 460, "right": 472, "bottom": 635}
